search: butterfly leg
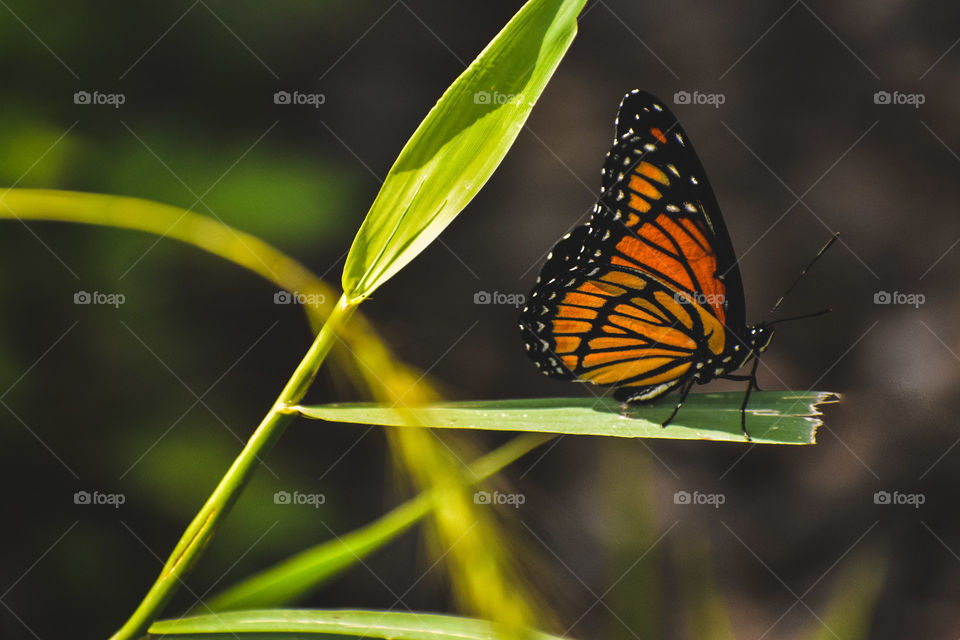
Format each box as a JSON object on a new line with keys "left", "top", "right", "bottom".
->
{"left": 661, "top": 378, "right": 696, "bottom": 429}
{"left": 736, "top": 359, "right": 760, "bottom": 442}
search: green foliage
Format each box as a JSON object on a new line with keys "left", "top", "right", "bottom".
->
{"left": 149, "top": 609, "right": 566, "bottom": 640}
{"left": 331, "top": 1, "right": 588, "bottom": 632}
{"left": 203, "top": 435, "right": 551, "bottom": 612}
{"left": 341, "top": 0, "right": 587, "bottom": 302}
{"left": 296, "top": 392, "right": 838, "bottom": 444}
{"left": 90, "top": 1, "right": 589, "bottom": 637}
{"left": 0, "top": 0, "right": 857, "bottom": 638}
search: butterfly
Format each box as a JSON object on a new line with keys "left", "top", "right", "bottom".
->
{"left": 519, "top": 90, "right": 829, "bottom": 440}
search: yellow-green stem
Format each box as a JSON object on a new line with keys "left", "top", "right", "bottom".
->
{"left": 109, "top": 294, "right": 356, "bottom": 640}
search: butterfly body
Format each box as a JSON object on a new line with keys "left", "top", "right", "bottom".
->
{"left": 520, "top": 90, "right": 774, "bottom": 435}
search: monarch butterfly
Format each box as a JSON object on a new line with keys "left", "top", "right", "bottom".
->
{"left": 519, "top": 90, "right": 832, "bottom": 440}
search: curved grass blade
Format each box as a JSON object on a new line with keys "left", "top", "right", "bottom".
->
{"left": 342, "top": 0, "right": 587, "bottom": 303}
{"left": 295, "top": 392, "right": 840, "bottom": 444}
{"left": 149, "top": 609, "right": 569, "bottom": 640}
{"left": 0, "top": 189, "right": 333, "bottom": 329}
{"left": 202, "top": 434, "right": 551, "bottom": 612}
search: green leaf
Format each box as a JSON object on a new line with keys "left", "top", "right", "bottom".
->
{"left": 149, "top": 609, "right": 567, "bottom": 640}
{"left": 341, "top": 0, "right": 586, "bottom": 303}
{"left": 203, "top": 495, "right": 432, "bottom": 613}
{"left": 202, "top": 434, "right": 551, "bottom": 612}
{"left": 294, "top": 392, "right": 840, "bottom": 444}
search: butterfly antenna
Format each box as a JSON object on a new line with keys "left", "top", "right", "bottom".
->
{"left": 768, "top": 233, "right": 839, "bottom": 315}
{"left": 769, "top": 307, "right": 832, "bottom": 326}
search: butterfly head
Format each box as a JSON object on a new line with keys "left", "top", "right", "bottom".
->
{"left": 747, "top": 323, "right": 774, "bottom": 354}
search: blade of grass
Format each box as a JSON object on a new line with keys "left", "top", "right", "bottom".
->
{"left": 294, "top": 392, "right": 839, "bottom": 445}
{"left": 203, "top": 433, "right": 552, "bottom": 611}
{"left": 673, "top": 531, "right": 736, "bottom": 640}
{"left": 0, "top": 187, "right": 378, "bottom": 384}
{"left": 805, "top": 545, "right": 887, "bottom": 640}
{"left": 342, "top": 0, "right": 587, "bottom": 302}
{"left": 0, "top": 189, "right": 533, "bottom": 638}
{"left": 386, "top": 427, "right": 548, "bottom": 636}
{"left": 0, "top": 189, "right": 330, "bottom": 324}
{"left": 149, "top": 609, "right": 570, "bottom": 640}
{"left": 109, "top": 294, "right": 356, "bottom": 640}
{"left": 336, "top": 0, "right": 586, "bottom": 631}
{"left": 601, "top": 444, "right": 664, "bottom": 639}
{"left": 6, "top": 0, "right": 589, "bottom": 633}
{"left": 334, "top": 301, "right": 549, "bottom": 634}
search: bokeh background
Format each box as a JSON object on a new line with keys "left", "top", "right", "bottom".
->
{"left": 2, "top": 1, "right": 959, "bottom": 638}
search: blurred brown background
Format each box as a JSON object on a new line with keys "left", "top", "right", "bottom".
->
{"left": 1, "top": 1, "right": 959, "bottom": 638}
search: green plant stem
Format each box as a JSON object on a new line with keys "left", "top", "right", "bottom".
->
{"left": 109, "top": 293, "right": 356, "bottom": 640}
